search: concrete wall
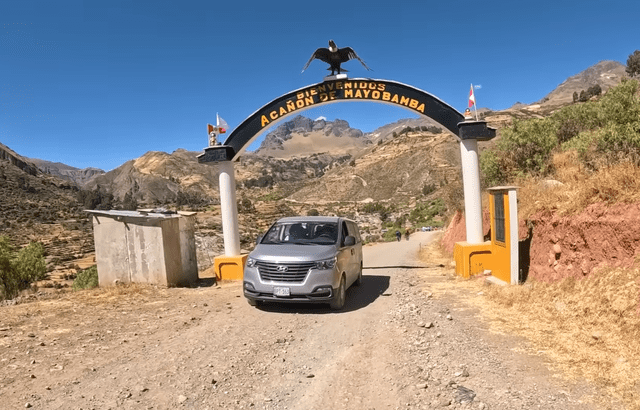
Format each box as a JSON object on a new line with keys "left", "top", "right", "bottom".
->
{"left": 178, "top": 214, "right": 198, "bottom": 285}
{"left": 90, "top": 211, "right": 198, "bottom": 287}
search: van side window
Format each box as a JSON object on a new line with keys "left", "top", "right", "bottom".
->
{"left": 340, "top": 221, "right": 349, "bottom": 247}
{"left": 348, "top": 221, "right": 361, "bottom": 243}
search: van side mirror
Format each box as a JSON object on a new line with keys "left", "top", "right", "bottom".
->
{"left": 344, "top": 235, "right": 356, "bottom": 247}
{"left": 256, "top": 235, "right": 263, "bottom": 245}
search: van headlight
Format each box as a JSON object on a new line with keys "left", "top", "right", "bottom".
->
{"left": 314, "top": 258, "right": 336, "bottom": 270}
{"left": 246, "top": 257, "right": 257, "bottom": 267}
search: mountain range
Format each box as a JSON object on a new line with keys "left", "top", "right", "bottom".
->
{"left": 0, "top": 60, "right": 629, "bottom": 208}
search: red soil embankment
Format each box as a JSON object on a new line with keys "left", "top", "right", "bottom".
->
{"left": 441, "top": 203, "right": 640, "bottom": 281}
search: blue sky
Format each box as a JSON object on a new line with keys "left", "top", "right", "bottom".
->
{"left": 1, "top": 0, "right": 638, "bottom": 171}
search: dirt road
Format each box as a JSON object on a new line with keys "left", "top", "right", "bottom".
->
{"left": 1, "top": 232, "right": 610, "bottom": 409}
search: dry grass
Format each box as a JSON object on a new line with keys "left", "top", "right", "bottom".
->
{"left": 513, "top": 151, "right": 640, "bottom": 219}
{"left": 482, "top": 267, "right": 640, "bottom": 408}
{"left": 420, "top": 237, "right": 640, "bottom": 408}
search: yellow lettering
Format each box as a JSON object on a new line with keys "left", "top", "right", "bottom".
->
{"left": 297, "top": 92, "right": 305, "bottom": 100}
{"left": 368, "top": 83, "right": 376, "bottom": 90}
{"left": 296, "top": 100, "right": 305, "bottom": 108}
{"left": 409, "top": 99, "right": 419, "bottom": 109}
{"left": 327, "top": 83, "right": 334, "bottom": 91}
{"left": 279, "top": 106, "right": 287, "bottom": 116}
{"left": 261, "top": 115, "right": 270, "bottom": 127}
{"left": 345, "top": 89, "right": 354, "bottom": 97}
{"left": 378, "top": 83, "right": 386, "bottom": 91}
{"left": 417, "top": 103, "right": 425, "bottom": 113}
{"left": 400, "top": 96, "right": 410, "bottom": 106}
{"left": 355, "top": 90, "right": 363, "bottom": 98}
{"left": 305, "top": 96, "right": 314, "bottom": 106}
{"left": 362, "top": 90, "right": 371, "bottom": 98}
{"left": 319, "top": 93, "right": 328, "bottom": 102}
{"left": 336, "top": 82, "right": 343, "bottom": 89}
{"left": 382, "top": 92, "right": 391, "bottom": 101}
{"left": 359, "top": 82, "right": 368, "bottom": 89}
{"left": 286, "top": 100, "right": 296, "bottom": 111}
{"left": 318, "top": 85, "right": 326, "bottom": 93}
{"left": 310, "top": 88, "right": 317, "bottom": 96}
{"left": 391, "top": 94, "right": 399, "bottom": 103}
{"left": 344, "top": 82, "right": 353, "bottom": 89}
{"left": 372, "top": 90, "right": 380, "bottom": 99}
{"left": 329, "top": 90, "right": 337, "bottom": 100}
{"left": 270, "top": 110, "right": 278, "bottom": 120}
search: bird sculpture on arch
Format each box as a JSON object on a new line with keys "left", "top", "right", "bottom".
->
{"left": 302, "top": 39, "right": 371, "bottom": 76}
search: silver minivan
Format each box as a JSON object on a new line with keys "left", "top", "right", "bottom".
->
{"left": 243, "top": 216, "right": 363, "bottom": 310}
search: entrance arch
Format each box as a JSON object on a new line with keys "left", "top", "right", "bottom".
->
{"left": 198, "top": 77, "right": 494, "bottom": 280}
{"left": 221, "top": 78, "right": 466, "bottom": 160}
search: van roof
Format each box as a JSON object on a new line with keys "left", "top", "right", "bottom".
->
{"left": 276, "top": 216, "right": 353, "bottom": 224}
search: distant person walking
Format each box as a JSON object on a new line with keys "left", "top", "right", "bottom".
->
{"left": 395, "top": 230, "right": 401, "bottom": 242}
{"left": 405, "top": 227, "right": 411, "bottom": 241}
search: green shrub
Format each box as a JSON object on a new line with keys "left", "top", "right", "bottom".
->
{"left": 0, "top": 236, "right": 47, "bottom": 300}
{"left": 72, "top": 266, "right": 99, "bottom": 290}
{"left": 307, "top": 209, "right": 320, "bottom": 216}
{"left": 409, "top": 198, "right": 447, "bottom": 226}
{"left": 481, "top": 79, "right": 640, "bottom": 184}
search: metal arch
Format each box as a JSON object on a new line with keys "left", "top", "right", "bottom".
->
{"left": 222, "top": 78, "right": 465, "bottom": 160}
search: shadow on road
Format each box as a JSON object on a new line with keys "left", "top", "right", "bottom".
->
{"left": 255, "top": 274, "right": 390, "bottom": 315}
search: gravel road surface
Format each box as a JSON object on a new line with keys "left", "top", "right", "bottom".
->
{"left": 0, "top": 232, "right": 609, "bottom": 409}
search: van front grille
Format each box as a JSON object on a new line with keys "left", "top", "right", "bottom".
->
{"left": 256, "top": 261, "right": 314, "bottom": 283}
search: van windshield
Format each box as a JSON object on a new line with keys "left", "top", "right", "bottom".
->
{"left": 261, "top": 222, "right": 338, "bottom": 245}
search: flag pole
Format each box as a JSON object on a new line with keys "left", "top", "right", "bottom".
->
{"left": 472, "top": 84, "right": 479, "bottom": 121}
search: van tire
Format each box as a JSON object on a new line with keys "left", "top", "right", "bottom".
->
{"left": 330, "top": 276, "right": 346, "bottom": 310}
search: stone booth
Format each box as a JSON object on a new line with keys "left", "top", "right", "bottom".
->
{"left": 86, "top": 210, "right": 198, "bottom": 287}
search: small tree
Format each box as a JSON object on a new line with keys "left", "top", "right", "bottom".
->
{"left": 626, "top": 50, "right": 640, "bottom": 77}
{"left": 0, "top": 237, "right": 47, "bottom": 300}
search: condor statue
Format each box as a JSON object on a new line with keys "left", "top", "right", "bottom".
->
{"left": 302, "top": 40, "right": 371, "bottom": 76}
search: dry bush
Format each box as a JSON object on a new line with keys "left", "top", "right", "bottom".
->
{"left": 484, "top": 266, "right": 640, "bottom": 408}
{"left": 515, "top": 152, "right": 640, "bottom": 218}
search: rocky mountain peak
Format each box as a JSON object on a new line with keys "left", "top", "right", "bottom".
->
{"left": 254, "top": 115, "right": 368, "bottom": 158}
{"left": 537, "top": 60, "right": 627, "bottom": 106}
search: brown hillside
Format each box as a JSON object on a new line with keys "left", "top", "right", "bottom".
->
{"left": 288, "top": 128, "right": 463, "bottom": 203}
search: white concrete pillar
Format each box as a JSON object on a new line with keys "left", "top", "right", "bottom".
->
{"left": 218, "top": 161, "right": 241, "bottom": 256}
{"left": 508, "top": 189, "right": 519, "bottom": 284}
{"left": 459, "top": 139, "right": 483, "bottom": 244}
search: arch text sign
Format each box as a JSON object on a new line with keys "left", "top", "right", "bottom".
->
{"left": 222, "top": 78, "right": 464, "bottom": 159}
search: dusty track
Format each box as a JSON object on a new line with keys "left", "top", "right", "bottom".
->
{"left": 0, "top": 232, "right": 614, "bottom": 409}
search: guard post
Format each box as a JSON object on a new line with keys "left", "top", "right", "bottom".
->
{"left": 454, "top": 185, "right": 519, "bottom": 285}
{"left": 197, "top": 145, "right": 247, "bottom": 281}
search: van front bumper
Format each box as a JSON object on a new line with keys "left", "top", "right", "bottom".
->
{"left": 243, "top": 282, "right": 335, "bottom": 303}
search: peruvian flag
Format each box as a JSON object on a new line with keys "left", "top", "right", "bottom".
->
{"left": 468, "top": 84, "right": 476, "bottom": 108}
{"left": 217, "top": 113, "right": 229, "bottom": 134}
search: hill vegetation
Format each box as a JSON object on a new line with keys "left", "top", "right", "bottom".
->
{"left": 481, "top": 79, "right": 640, "bottom": 196}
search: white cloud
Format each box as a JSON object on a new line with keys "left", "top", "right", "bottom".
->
{"left": 474, "top": 85, "right": 482, "bottom": 90}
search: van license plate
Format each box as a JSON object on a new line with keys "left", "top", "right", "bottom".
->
{"left": 273, "top": 287, "right": 290, "bottom": 297}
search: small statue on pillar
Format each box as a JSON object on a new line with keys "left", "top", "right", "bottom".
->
{"left": 464, "top": 108, "right": 473, "bottom": 120}
{"left": 207, "top": 123, "right": 218, "bottom": 147}
{"left": 207, "top": 114, "right": 230, "bottom": 147}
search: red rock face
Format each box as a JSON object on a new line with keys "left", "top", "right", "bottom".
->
{"left": 442, "top": 203, "right": 640, "bottom": 282}
{"left": 527, "top": 203, "right": 640, "bottom": 282}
